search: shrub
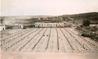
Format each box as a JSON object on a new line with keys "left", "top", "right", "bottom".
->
{"left": 82, "top": 19, "right": 90, "bottom": 26}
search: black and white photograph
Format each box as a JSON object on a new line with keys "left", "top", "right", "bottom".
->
{"left": 0, "top": 0, "right": 98, "bottom": 59}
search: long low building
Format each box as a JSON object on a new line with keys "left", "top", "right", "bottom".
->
{"left": 34, "top": 22, "right": 72, "bottom": 28}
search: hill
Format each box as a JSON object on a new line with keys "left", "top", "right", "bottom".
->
{"left": 0, "top": 12, "right": 98, "bottom": 25}
{"left": 60, "top": 12, "right": 98, "bottom": 24}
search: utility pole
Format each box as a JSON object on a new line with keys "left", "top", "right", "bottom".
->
{"left": 0, "top": 17, "right": 6, "bottom": 30}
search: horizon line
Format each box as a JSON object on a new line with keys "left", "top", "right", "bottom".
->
{"left": 0, "top": 11, "right": 98, "bottom": 17}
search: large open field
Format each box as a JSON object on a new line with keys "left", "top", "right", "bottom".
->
{"left": 0, "top": 27, "right": 98, "bottom": 53}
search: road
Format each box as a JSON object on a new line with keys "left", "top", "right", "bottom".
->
{"left": 0, "top": 28, "right": 98, "bottom": 52}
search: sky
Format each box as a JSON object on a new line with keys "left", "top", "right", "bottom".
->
{"left": 1, "top": 0, "right": 98, "bottom": 16}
